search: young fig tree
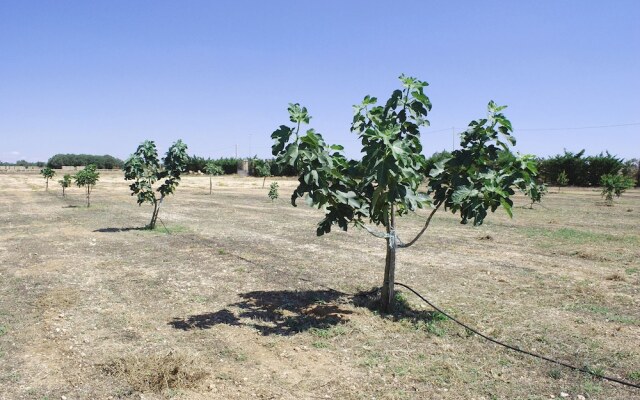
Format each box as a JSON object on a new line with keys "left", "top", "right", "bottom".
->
{"left": 58, "top": 174, "right": 72, "bottom": 197}
{"left": 600, "top": 173, "right": 633, "bottom": 206}
{"left": 556, "top": 170, "right": 568, "bottom": 192}
{"left": 41, "top": 167, "right": 55, "bottom": 191}
{"left": 271, "top": 75, "right": 537, "bottom": 311}
{"left": 123, "top": 140, "right": 189, "bottom": 229}
{"left": 204, "top": 161, "right": 223, "bottom": 195}
{"left": 268, "top": 181, "right": 279, "bottom": 202}
{"left": 252, "top": 158, "right": 272, "bottom": 188}
{"left": 74, "top": 165, "right": 100, "bottom": 207}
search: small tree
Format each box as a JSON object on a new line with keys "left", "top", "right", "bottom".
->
{"left": 58, "top": 174, "right": 72, "bottom": 197}
{"left": 204, "top": 161, "right": 223, "bottom": 195}
{"left": 74, "top": 165, "right": 100, "bottom": 207}
{"left": 271, "top": 75, "right": 537, "bottom": 311}
{"left": 600, "top": 174, "right": 634, "bottom": 206}
{"left": 41, "top": 167, "right": 55, "bottom": 191}
{"left": 268, "top": 182, "right": 279, "bottom": 202}
{"left": 251, "top": 158, "right": 272, "bottom": 188}
{"left": 522, "top": 181, "right": 547, "bottom": 209}
{"left": 556, "top": 170, "right": 568, "bottom": 192}
{"left": 123, "top": 140, "right": 189, "bottom": 229}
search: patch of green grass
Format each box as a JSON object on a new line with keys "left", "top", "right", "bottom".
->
{"left": 412, "top": 319, "right": 447, "bottom": 337}
{"left": 358, "top": 351, "right": 389, "bottom": 368}
{"left": 628, "top": 370, "right": 640, "bottom": 382}
{"left": 520, "top": 226, "right": 639, "bottom": 245}
{"left": 219, "top": 348, "right": 247, "bottom": 363}
{"left": 625, "top": 267, "right": 638, "bottom": 275}
{"left": 312, "top": 341, "right": 328, "bottom": 349}
{"left": 140, "top": 224, "right": 190, "bottom": 235}
{"left": 581, "top": 379, "right": 603, "bottom": 395}
{"left": 497, "top": 358, "right": 511, "bottom": 367}
{"left": 391, "top": 365, "right": 410, "bottom": 377}
{"left": 548, "top": 368, "right": 562, "bottom": 379}
{"left": 567, "top": 303, "right": 638, "bottom": 325}
{"left": 0, "top": 326, "right": 6, "bottom": 337}
{"left": 308, "top": 325, "right": 347, "bottom": 339}
{"left": 584, "top": 365, "right": 605, "bottom": 377}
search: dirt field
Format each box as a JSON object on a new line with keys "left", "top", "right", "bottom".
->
{"left": 0, "top": 172, "right": 638, "bottom": 400}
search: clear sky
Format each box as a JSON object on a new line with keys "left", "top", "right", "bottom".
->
{"left": 1, "top": 1, "right": 639, "bottom": 163}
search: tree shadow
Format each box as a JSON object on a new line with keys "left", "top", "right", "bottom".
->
{"left": 62, "top": 205, "right": 80, "bottom": 208}
{"left": 169, "top": 289, "right": 353, "bottom": 336}
{"left": 353, "top": 287, "right": 449, "bottom": 326}
{"left": 169, "top": 287, "right": 446, "bottom": 336}
{"left": 93, "top": 227, "right": 147, "bottom": 233}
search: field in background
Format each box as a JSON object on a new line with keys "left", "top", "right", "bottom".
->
{"left": 0, "top": 172, "right": 639, "bottom": 399}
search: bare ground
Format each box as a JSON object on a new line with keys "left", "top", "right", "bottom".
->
{"left": 0, "top": 172, "right": 638, "bottom": 400}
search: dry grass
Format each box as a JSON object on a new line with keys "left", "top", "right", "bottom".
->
{"left": 0, "top": 172, "right": 639, "bottom": 399}
{"left": 102, "top": 350, "right": 208, "bottom": 393}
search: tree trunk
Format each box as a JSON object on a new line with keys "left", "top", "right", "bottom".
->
{"left": 209, "top": 175, "right": 212, "bottom": 195}
{"left": 149, "top": 196, "right": 164, "bottom": 229}
{"left": 62, "top": 187, "right": 65, "bottom": 197}
{"left": 86, "top": 187, "right": 90, "bottom": 207}
{"left": 46, "top": 179, "right": 49, "bottom": 191}
{"left": 262, "top": 176, "right": 267, "bottom": 188}
{"left": 381, "top": 206, "right": 397, "bottom": 312}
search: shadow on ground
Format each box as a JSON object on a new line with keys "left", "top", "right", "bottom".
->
{"left": 169, "top": 287, "right": 446, "bottom": 336}
{"left": 170, "top": 289, "right": 353, "bottom": 335}
{"left": 93, "top": 227, "right": 147, "bottom": 233}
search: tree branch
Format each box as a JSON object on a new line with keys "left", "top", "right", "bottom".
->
{"left": 360, "top": 224, "right": 388, "bottom": 239}
{"left": 397, "top": 202, "right": 442, "bottom": 248}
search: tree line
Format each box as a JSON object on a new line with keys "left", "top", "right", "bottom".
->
{"left": 426, "top": 149, "right": 639, "bottom": 187}
{"left": 46, "top": 154, "right": 124, "bottom": 169}
{"left": 185, "top": 155, "right": 298, "bottom": 176}
{"left": 536, "top": 150, "right": 639, "bottom": 187}
{"left": 0, "top": 160, "right": 46, "bottom": 167}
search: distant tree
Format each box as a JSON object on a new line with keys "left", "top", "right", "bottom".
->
{"left": 251, "top": 158, "right": 272, "bottom": 188}
{"left": 186, "top": 155, "right": 208, "bottom": 173}
{"left": 621, "top": 158, "right": 639, "bottom": 187}
{"left": 556, "top": 170, "right": 569, "bottom": 192}
{"left": 204, "top": 161, "right": 223, "bottom": 195}
{"left": 600, "top": 174, "right": 634, "bottom": 206}
{"left": 58, "top": 174, "right": 72, "bottom": 197}
{"left": 40, "top": 167, "right": 55, "bottom": 191}
{"left": 522, "top": 181, "right": 547, "bottom": 209}
{"left": 123, "top": 140, "right": 189, "bottom": 229}
{"left": 47, "top": 154, "right": 124, "bottom": 169}
{"left": 74, "top": 165, "right": 100, "bottom": 207}
{"left": 212, "top": 157, "right": 242, "bottom": 174}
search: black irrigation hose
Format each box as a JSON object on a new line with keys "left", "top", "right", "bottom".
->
{"left": 394, "top": 282, "right": 640, "bottom": 390}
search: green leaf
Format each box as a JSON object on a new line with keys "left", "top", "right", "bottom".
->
{"left": 499, "top": 198, "right": 513, "bottom": 218}
{"left": 285, "top": 143, "right": 299, "bottom": 166}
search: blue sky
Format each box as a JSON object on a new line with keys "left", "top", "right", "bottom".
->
{"left": 1, "top": 1, "right": 639, "bottom": 163}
